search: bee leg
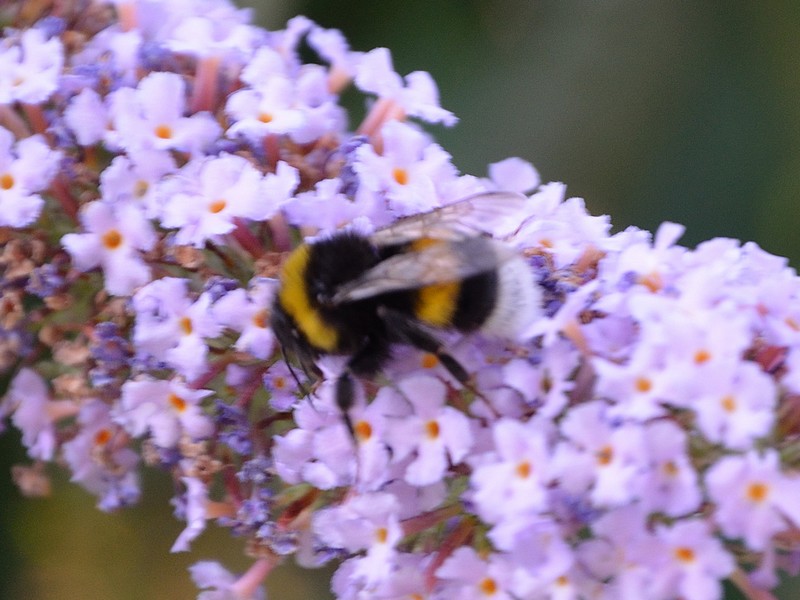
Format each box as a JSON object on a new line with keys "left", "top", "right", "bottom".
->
{"left": 336, "top": 336, "right": 391, "bottom": 440}
{"left": 335, "top": 373, "right": 357, "bottom": 439}
{"left": 378, "top": 307, "right": 470, "bottom": 386}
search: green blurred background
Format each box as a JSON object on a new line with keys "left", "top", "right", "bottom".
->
{"left": 3, "top": 1, "right": 800, "bottom": 598}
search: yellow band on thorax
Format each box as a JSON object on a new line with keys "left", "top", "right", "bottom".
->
{"left": 278, "top": 245, "right": 339, "bottom": 352}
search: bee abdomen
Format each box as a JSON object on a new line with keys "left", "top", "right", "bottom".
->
{"left": 480, "top": 255, "right": 542, "bottom": 339}
{"left": 452, "top": 271, "right": 499, "bottom": 331}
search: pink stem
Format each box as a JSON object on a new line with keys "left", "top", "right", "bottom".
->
{"left": 0, "top": 106, "right": 31, "bottom": 138}
{"left": 50, "top": 174, "right": 80, "bottom": 222}
{"left": 230, "top": 557, "right": 277, "bottom": 599}
{"left": 729, "top": 569, "right": 778, "bottom": 600}
{"left": 116, "top": 2, "right": 138, "bottom": 32}
{"left": 21, "top": 103, "right": 48, "bottom": 136}
{"left": 230, "top": 218, "right": 265, "bottom": 258}
{"left": 190, "top": 55, "right": 222, "bottom": 114}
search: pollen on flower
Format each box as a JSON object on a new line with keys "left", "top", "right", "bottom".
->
{"left": 555, "top": 575, "right": 569, "bottom": 587}
{"left": 425, "top": 420, "right": 440, "bottom": 440}
{"left": 479, "top": 577, "right": 498, "bottom": 596}
{"left": 746, "top": 481, "right": 769, "bottom": 503}
{"left": 673, "top": 546, "right": 696, "bottom": 564}
{"left": 421, "top": 353, "right": 439, "bottom": 369}
{"left": 392, "top": 167, "right": 409, "bottom": 185}
{"left": 258, "top": 112, "right": 273, "bottom": 123}
{"left": 0, "top": 173, "right": 14, "bottom": 190}
{"left": 273, "top": 375, "right": 287, "bottom": 390}
{"left": 179, "top": 316, "right": 193, "bottom": 335}
{"left": 785, "top": 316, "right": 800, "bottom": 332}
{"left": 101, "top": 229, "right": 123, "bottom": 250}
{"left": 355, "top": 420, "right": 373, "bottom": 442}
{"left": 168, "top": 393, "right": 187, "bottom": 413}
{"left": 208, "top": 199, "right": 227, "bottom": 214}
{"left": 154, "top": 124, "right": 173, "bottom": 139}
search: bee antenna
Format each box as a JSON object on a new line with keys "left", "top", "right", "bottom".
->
{"left": 280, "top": 346, "right": 310, "bottom": 397}
{"left": 343, "top": 412, "right": 356, "bottom": 442}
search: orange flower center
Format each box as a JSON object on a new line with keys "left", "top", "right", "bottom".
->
{"left": 516, "top": 460, "right": 532, "bottom": 479}
{"left": 694, "top": 349, "right": 711, "bottom": 364}
{"left": 635, "top": 377, "right": 652, "bottom": 394}
{"left": 425, "top": 420, "right": 440, "bottom": 440}
{"left": 154, "top": 124, "right": 173, "bottom": 139}
{"left": 596, "top": 445, "right": 614, "bottom": 466}
{"left": 355, "top": 420, "right": 373, "bottom": 442}
{"left": 639, "top": 271, "right": 663, "bottom": 292}
{"left": 101, "top": 229, "right": 123, "bottom": 250}
{"left": 392, "top": 167, "right": 409, "bottom": 185}
{"left": 479, "top": 577, "right": 498, "bottom": 596}
{"left": 209, "top": 199, "right": 227, "bottom": 214}
{"left": 168, "top": 393, "right": 187, "bottom": 412}
{"left": 134, "top": 180, "right": 149, "bottom": 198}
{"left": 179, "top": 316, "right": 193, "bottom": 335}
{"left": 375, "top": 527, "right": 388, "bottom": 544}
{"left": 421, "top": 353, "right": 439, "bottom": 369}
{"left": 94, "top": 428, "right": 112, "bottom": 446}
{"left": 674, "top": 546, "right": 695, "bottom": 563}
{"left": 252, "top": 309, "right": 267, "bottom": 328}
{"left": 747, "top": 482, "right": 769, "bottom": 503}
{"left": 721, "top": 395, "right": 737, "bottom": 413}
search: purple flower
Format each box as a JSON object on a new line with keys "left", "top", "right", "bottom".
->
{"left": 355, "top": 47, "right": 457, "bottom": 126}
{"left": 62, "top": 400, "right": 140, "bottom": 512}
{"left": 131, "top": 278, "right": 222, "bottom": 379}
{"left": 0, "top": 28, "right": 63, "bottom": 104}
{"left": 5, "top": 369, "right": 76, "bottom": 460}
{"left": 116, "top": 377, "right": 214, "bottom": 448}
{"left": 4, "top": 6, "right": 800, "bottom": 599}
{"left": 110, "top": 71, "right": 221, "bottom": 155}
{"left": 62, "top": 201, "right": 156, "bottom": 296}
{"left": 0, "top": 128, "right": 61, "bottom": 227}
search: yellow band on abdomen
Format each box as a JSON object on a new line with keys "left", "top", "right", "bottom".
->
{"left": 415, "top": 280, "right": 460, "bottom": 327}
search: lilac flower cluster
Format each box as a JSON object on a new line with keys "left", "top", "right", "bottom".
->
{"left": 1, "top": 2, "right": 800, "bottom": 599}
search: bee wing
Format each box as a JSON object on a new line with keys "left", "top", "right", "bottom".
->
{"left": 369, "top": 191, "right": 528, "bottom": 246}
{"left": 332, "top": 237, "right": 516, "bottom": 303}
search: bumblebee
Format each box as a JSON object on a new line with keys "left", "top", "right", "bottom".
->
{"left": 270, "top": 191, "right": 542, "bottom": 435}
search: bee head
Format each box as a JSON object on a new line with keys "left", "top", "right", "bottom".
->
{"left": 270, "top": 299, "right": 322, "bottom": 381}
